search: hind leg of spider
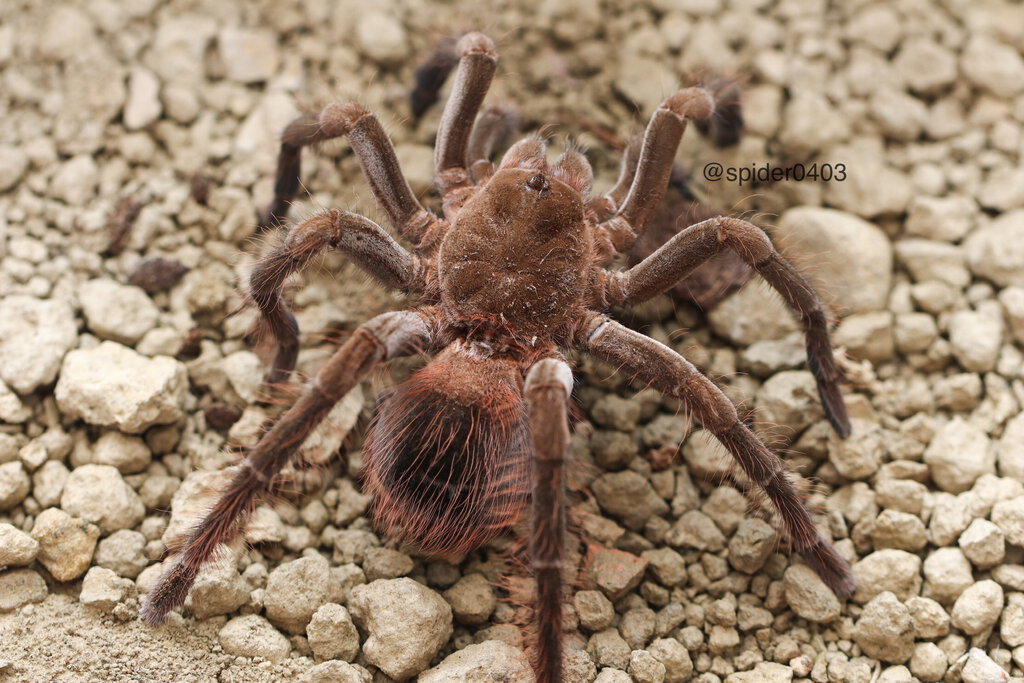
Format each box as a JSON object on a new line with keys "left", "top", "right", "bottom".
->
{"left": 524, "top": 356, "right": 574, "bottom": 683}
{"left": 140, "top": 309, "right": 436, "bottom": 625}
{"left": 580, "top": 314, "right": 855, "bottom": 596}
{"left": 598, "top": 215, "right": 850, "bottom": 437}
{"left": 467, "top": 103, "right": 519, "bottom": 185}
{"left": 250, "top": 210, "right": 427, "bottom": 384}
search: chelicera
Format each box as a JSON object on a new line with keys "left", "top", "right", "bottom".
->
{"left": 141, "top": 32, "right": 854, "bottom": 682}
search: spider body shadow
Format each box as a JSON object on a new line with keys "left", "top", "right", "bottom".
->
{"left": 142, "top": 33, "right": 854, "bottom": 683}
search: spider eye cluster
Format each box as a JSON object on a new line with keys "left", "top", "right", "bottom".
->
{"left": 526, "top": 173, "right": 550, "bottom": 195}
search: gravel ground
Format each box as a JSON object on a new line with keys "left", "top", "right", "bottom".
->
{"left": 2, "top": 0, "right": 1024, "bottom": 682}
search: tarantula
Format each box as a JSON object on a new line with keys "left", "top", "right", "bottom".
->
{"left": 142, "top": 33, "right": 854, "bottom": 682}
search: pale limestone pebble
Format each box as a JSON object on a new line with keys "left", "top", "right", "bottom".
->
{"left": 869, "top": 88, "right": 927, "bottom": 141}
{"left": 1002, "top": 593, "right": 1024, "bottom": 648}
{"left": 31, "top": 461, "right": 69, "bottom": 508}
{"left": 910, "top": 642, "right": 947, "bottom": 682}
{"left": 0, "top": 144, "right": 29, "bottom": 192}
{"left": 265, "top": 553, "right": 332, "bottom": 635}
{"left": 574, "top": 590, "right": 615, "bottom": 631}
{"left": 774, "top": 207, "right": 893, "bottom": 314}
{"left": 725, "top": 662, "right": 793, "bottom": 683}
{"left": 640, "top": 414, "right": 687, "bottom": 448}
{"left": 666, "top": 510, "right": 725, "bottom": 553}
{"left": 184, "top": 561, "right": 249, "bottom": 619}
{"left": 419, "top": 640, "right": 533, "bottom": 683}
{"left": 79, "top": 566, "right": 133, "bottom": 611}
{"left": 55, "top": 342, "right": 187, "bottom": 434}
{"left": 362, "top": 547, "right": 413, "bottom": 581}
{"left": 905, "top": 195, "right": 977, "bottom": 242}
{"left": 31, "top": 507, "right": 100, "bottom": 581}
{"left": 594, "top": 669, "right": 631, "bottom": 683}
{"left": 590, "top": 394, "right": 642, "bottom": 431}
{"left": 833, "top": 482, "right": 878, "bottom": 525}
{"left": 620, "top": 606, "right": 656, "bottom": 648}
{"left": 874, "top": 478, "right": 927, "bottom": 516}
{"left": 828, "top": 418, "right": 883, "bottom": 480}
{"left": 649, "top": 637, "right": 693, "bottom": 683}
{"left": 739, "top": 335, "right": 807, "bottom": 378}
{"left": 961, "top": 35, "right": 1024, "bottom": 97}
{"left": 306, "top": 603, "right": 359, "bottom": 663}
{"left": 139, "top": 474, "right": 178, "bottom": 510}
{"left": 393, "top": 143, "right": 436, "bottom": 196}
{"left": 754, "top": 370, "right": 825, "bottom": 438}
{"left": 221, "top": 350, "right": 263, "bottom": 404}
{"left": 950, "top": 305, "right": 1004, "bottom": 374}
{"left": 896, "top": 239, "right": 970, "bottom": 288}
{"left": 641, "top": 547, "right": 687, "bottom": 588}
{"left": 61, "top": 464, "right": 144, "bottom": 534}
{"left": 218, "top": 27, "right": 279, "bottom": 83}
{"left": 333, "top": 478, "right": 369, "bottom": 527}
{"left": 629, "top": 649, "right": 666, "bottom": 683}
{"left": 783, "top": 564, "right": 841, "bottom": 623}
{"left": 354, "top": 11, "right": 408, "bottom": 67}
{"left": 442, "top": 573, "right": 496, "bottom": 626}
{"left": 53, "top": 45, "right": 126, "bottom": 155}
{"left": 872, "top": 510, "right": 927, "bottom": 552}
{"left": 965, "top": 211, "right": 1024, "bottom": 288}
{"left": 592, "top": 470, "right": 669, "bottom": 531}
{"left": 928, "top": 493, "right": 973, "bottom": 547}
{"left": 933, "top": 373, "right": 983, "bottom": 412}
{"left": 0, "top": 523, "right": 39, "bottom": 566}
{"left": 148, "top": 14, "right": 217, "bottom": 84}
{"left": 0, "top": 296, "right": 77, "bottom": 394}
{"left": 833, "top": 312, "right": 894, "bottom": 363}
{"left": 91, "top": 431, "right": 152, "bottom": 474}
{"left": 961, "top": 648, "right": 1009, "bottom": 683}
{"left": 823, "top": 143, "right": 912, "bottom": 218}
{"left": 708, "top": 280, "right": 797, "bottom": 346}
{"left": 959, "top": 519, "right": 1006, "bottom": 570}
{"left": 999, "top": 287, "right": 1024, "bottom": 345}
{"left": 94, "top": 529, "right": 147, "bottom": 579}
{"left": 999, "top": 414, "right": 1024, "bottom": 483}
{"left": 0, "top": 569, "right": 48, "bottom": 612}
{"left": 615, "top": 55, "right": 679, "bottom": 118}
{"left": 778, "top": 91, "right": 849, "bottom": 156}
{"left": 907, "top": 596, "right": 950, "bottom": 639}
{"left": 589, "top": 629, "right": 631, "bottom": 669}
{"left": 300, "top": 660, "right": 370, "bottom": 683}
{"left": 979, "top": 166, "right": 1024, "bottom": 212}
{"left": 0, "top": 462, "right": 29, "bottom": 510}
{"left": 50, "top": 154, "right": 100, "bottom": 205}
{"left": 923, "top": 418, "right": 994, "bottom": 494}
{"left": 584, "top": 545, "right": 649, "bottom": 601}
{"left": 992, "top": 496, "right": 1024, "bottom": 547}
{"left": 0, "top": 380, "right": 30, "bottom": 423}
{"left": 348, "top": 578, "right": 452, "bottom": 680}
{"left": 160, "top": 468, "right": 232, "bottom": 544}
{"left": 123, "top": 66, "right": 161, "bottom": 130}
{"left": 853, "top": 592, "right": 915, "bottom": 664}
{"left": 727, "top": 517, "right": 775, "bottom": 576}
{"left": 843, "top": 3, "right": 900, "bottom": 52}
{"left": 951, "top": 580, "right": 1004, "bottom": 635}
{"left": 218, "top": 614, "right": 291, "bottom": 664}
{"left": 79, "top": 279, "right": 159, "bottom": 346}
{"left": 37, "top": 4, "right": 97, "bottom": 60}
{"left": 894, "top": 37, "right": 958, "bottom": 95}
{"left": 923, "top": 547, "right": 974, "bottom": 605}
{"left": 852, "top": 549, "right": 921, "bottom": 604}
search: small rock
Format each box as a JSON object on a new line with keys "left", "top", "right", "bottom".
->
{"left": 300, "top": 660, "right": 369, "bottom": 683}
{"left": 778, "top": 92, "right": 849, "bottom": 156}
{"left": 588, "top": 628, "right": 631, "bottom": 669}
{"left": 590, "top": 394, "right": 642, "bottom": 431}
{"left": 61, "top": 464, "right": 145, "bottom": 534}
{"left": 904, "top": 195, "right": 976, "bottom": 242}
{"left": 666, "top": 510, "right": 726, "bottom": 553}
{"left": 896, "top": 239, "right": 970, "bottom": 288}
{"left": 728, "top": 517, "right": 776, "bottom": 575}
{"left": 709, "top": 280, "right": 797, "bottom": 346}
{"left": 348, "top": 578, "right": 453, "bottom": 680}
{"left": 80, "top": 279, "right": 160, "bottom": 346}
{"left": 1000, "top": 593, "right": 1024, "bottom": 648}
{"left": 0, "top": 569, "right": 48, "bottom": 612}
{"left": 0, "top": 144, "right": 28, "bottom": 192}
{"left": 629, "top": 649, "right": 667, "bottom": 683}
{"left": 443, "top": 573, "right": 496, "bottom": 626}
{"left": 0, "top": 462, "right": 29, "bottom": 511}
{"left": 961, "top": 647, "right": 1009, "bottom": 683}
{"left": 123, "top": 66, "right": 161, "bottom": 129}
{"left": 923, "top": 547, "right": 974, "bottom": 604}
{"left": 218, "top": 27, "right": 279, "bottom": 83}
{"left": 964, "top": 211, "right": 1024, "bottom": 288}
{"left": 575, "top": 590, "right": 615, "bottom": 631}
{"left": 56, "top": 342, "right": 187, "bottom": 433}
{"left": 129, "top": 258, "right": 189, "bottom": 295}
{"left": 755, "top": 371, "right": 824, "bottom": 438}
{"left": 32, "top": 461, "right": 69, "bottom": 509}
{"left": 894, "top": 37, "right": 958, "bottom": 95}
{"left": 853, "top": 592, "right": 915, "bottom": 664}
{"left": 79, "top": 566, "right": 132, "bottom": 611}
{"left": 91, "top": 432, "right": 152, "bottom": 474}
{"left": 993, "top": 496, "right": 1024, "bottom": 546}
{"left": 419, "top": 640, "right": 533, "bottom": 682}
{"left": 873, "top": 509, "right": 927, "bottom": 551}
{"left": 948, "top": 306, "right": 1004, "bottom": 373}
{"left": 0, "top": 380, "right": 30, "bottom": 423}
{"left": 775, "top": 207, "right": 892, "bottom": 313}
{"left": 649, "top": 637, "right": 693, "bottom": 683}
{"left": 909, "top": 642, "right": 947, "bottom": 682}
{"left": 94, "top": 529, "right": 148, "bottom": 579}
{"left": 833, "top": 312, "right": 895, "bottom": 363}
{"left": 828, "top": 419, "right": 883, "bottom": 480}
{"left": 222, "top": 351, "right": 263, "bottom": 405}
{"left": 0, "top": 296, "right": 77, "bottom": 394}
{"left": 923, "top": 418, "right": 993, "bottom": 493}
{"left": 49, "top": 154, "right": 98, "bottom": 204}
{"left": 354, "top": 12, "right": 408, "bottom": 66}
{"left": 0, "top": 523, "right": 39, "bottom": 566}
{"left": 593, "top": 470, "right": 669, "bottom": 531}
{"left": 784, "top": 564, "right": 841, "bottom": 623}
{"left": 362, "top": 547, "right": 413, "bottom": 582}
{"left": 959, "top": 519, "right": 1005, "bottom": 569}
{"left": 641, "top": 547, "right": 687, "bottom": 587}
{"left": 583, "top": 544, "right": 649, "bottom": 601}
{"left": 950, "top": 580, "right": 1003, "bottom": 635}
{"left": 960, "top": 36, "right": 1024, "bottom": 97}
{"left": 31, "top": 507, "right": 100, "bottom": 581}
{"left": 852, "top": 549, "right": 921, "bottom": 604}
{"left": 218, "top": 614, "right": 291, "bottom": 664}
{"left": 306, "top": 603, "right": 359, "bottom": 663}
{"left": 187, "top": 561, "right": 249, "bottom": 619}
{"left": 265, "top": 553, "right": 331, "bottom": 634}
{"left": 621, "top": 606, "right": 656, "bottom": 649}
{"left": 725, "top": 662, "right": 794, "bottom": 683}
{"left": 906, "top": 596, "right": 950, "bottom": 639}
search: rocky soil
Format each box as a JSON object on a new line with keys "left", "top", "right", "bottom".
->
{"left": 2, "top": 0, "right": 1024, "bottom": 681}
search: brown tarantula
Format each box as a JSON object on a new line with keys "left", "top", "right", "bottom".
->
{"left": 142, "top": 33, "right": 854, "bottom": 682}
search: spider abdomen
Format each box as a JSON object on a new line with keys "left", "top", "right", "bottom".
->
{"left": 362, "top": 342, "right": 531, "bottom": 555}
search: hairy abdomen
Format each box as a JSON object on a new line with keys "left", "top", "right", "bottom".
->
{"left": 363, "top": 343, "right": 531, "bottom": 555}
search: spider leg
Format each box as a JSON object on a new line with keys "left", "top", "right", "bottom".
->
{"left": 140, "top": 309, "right": 436, "bottom": 626}
{"left": 597, "top": 215, "right": 850, "bottom": 437}
{"left": 434, "top": 33, "right": 498, "bottom": 216}
{"left": 524, "top": 356, "right": 573, "bottom": 683}
{"left": 587, "top": 134, "right": 641, "bottom": 222}
{"left": 250, "top": 210, "right": 428, "bottom": 383}
{"left": 593, "top": 88, "right": 714, "bottom": 263}
{"left": 579, "top": 314, "right": 855, "bottom": 596}
{"left": 466, "top": 103, "right": 519, "bottom": 185}
{"left": 409, "top": 37, "right": 459, "bottom": 120}
{"left": 259, "top": 102, "right": 437, "bottom": 246}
